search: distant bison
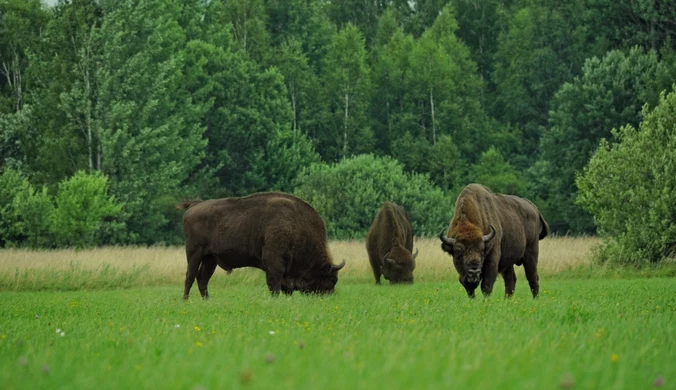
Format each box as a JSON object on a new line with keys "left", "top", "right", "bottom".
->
{"left": 366, "top": 201, "right": 418, "bottom": 284}
{"left": 178, "top": 192, "right": 345, "bottom": 299}
{"left": 439, "top": 184, "right": 549, "bottom": 298}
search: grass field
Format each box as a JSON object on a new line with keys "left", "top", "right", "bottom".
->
{"left": 1, "top": 237, "right": 675, "bottom": 389}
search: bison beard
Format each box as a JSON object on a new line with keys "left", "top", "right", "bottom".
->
{"left": 366, "top": 201, "right": 418, "bottom": 284}
{"left": 178, "top": 192, "right": 345, "bottom": 299}
{"left": 439, "top": 184, "right": 550, "bottom": 298}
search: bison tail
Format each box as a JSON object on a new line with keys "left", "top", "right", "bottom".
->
{"left": 538, "top": 212, "right": 550, "bottom": 240}
{"left": 176, "top": 199, "right": 203, "bottom": 210}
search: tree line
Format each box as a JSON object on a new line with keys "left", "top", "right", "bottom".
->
{"left": 1, "top": 0, "right": 675, "bottom": 263}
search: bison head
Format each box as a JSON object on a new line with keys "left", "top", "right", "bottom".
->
{"left": 439, "top": 225, "right": 495, "bottom": 285}
{"left": 298, "top": 260, "right": 346, "bottom": 294}
{"left": 382, "top": 246, "right": 418, "bottom": 284}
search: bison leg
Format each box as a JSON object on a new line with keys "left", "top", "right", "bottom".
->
{"left": 480, "top": 256, "right": 500, "bottom": 298}
{"left": 184, "top": 249, "right": 203, "bottom": 300}
{"left": 523, "top": 245, "right": 540, "bottom": 298}
{"left": 262, "top": 250, "right": 285, "bottom": 295}
{"left": 197, "top": 257, "right": 217, "bottom": 299}
{"left": 501, "top": 266, "right": 516, "bottom": 298}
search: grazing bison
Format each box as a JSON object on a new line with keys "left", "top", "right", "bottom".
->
{"left": 366, "top": 201, "right": 419, "bottom": 284}
{"left": 439, "top": 184, "right": 549, "bottom": 298}
{"left": 178, "top": 192, "right": 345, "bottom": 299}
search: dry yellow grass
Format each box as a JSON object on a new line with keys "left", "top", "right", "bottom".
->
{"left": 0, "top": 236, "right": 600, "bottom": 290}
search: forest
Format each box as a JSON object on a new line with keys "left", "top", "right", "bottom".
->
{"left": 1, "top": 0, "right": 675, "bottom": 264}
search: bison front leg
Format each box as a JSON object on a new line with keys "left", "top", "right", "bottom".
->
{"left": 263, "top": 250, "right": 285, "bottom": 295}
{"left": 197, "top": 257, "right": 217, "bottom": 299}
{"left": 501, "top": 266, "right": 516, "bottom": 298}
{"left": 480, "top": 255, "right": 499, "bottom": 298}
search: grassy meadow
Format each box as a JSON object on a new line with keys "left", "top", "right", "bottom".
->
{"left": 1, "top": 237, "right": 675, "bottom": 389}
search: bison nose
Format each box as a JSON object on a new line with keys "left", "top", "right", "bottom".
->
{"left": 467, "top": 267, "right": 481, "bottom": 277}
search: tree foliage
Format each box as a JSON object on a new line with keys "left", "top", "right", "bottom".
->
{"left": 294, "top": 154, "right": 452, "bottom": 239}
{"left": 576, "top": 89, "right": 676, "bottom": 264}
{"left": 1, "top": 0, "right": 676, "bottom": 253}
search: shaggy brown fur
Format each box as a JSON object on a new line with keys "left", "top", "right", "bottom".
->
{"left": 178, "top": 192, "right": 345, "bottom": 299}
{"left": 365, "top": 201, "right": 418, "bottom": 284}
{"left": 439, "top": 184, "right": 550, "bottom": 298}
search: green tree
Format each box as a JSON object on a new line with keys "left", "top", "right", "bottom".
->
{"left": 97, "top": 0, "right": 206, "bottom": 243}
{"left": 264, "top": 0, "right": 333, "bottom": 70}
{"left": 576, "top": 89, "right": 676, "bottom": 264}
{"left": 469, "top": 146, "right": 526, "bottom": 196}
{"left": 294, "top": 154, "right": 452, "bottom": 239}
{"left": 206, "top": 0, "right": 270, "bottom": 61}
{"left": 319, "top": 24, "right": 373, "bottom": 161}
{"left": 0, "top": 0, "right": 48, "bottom": 113}
{"left": 586, "top": 0, "right": 676, "bottom": 51}
{"left": 24, "top": 0, "right": 103, "bottom": 185}
{"left": 492, "top": 1, "right": 601, "bottom": 166}
{"left": 0, "top": 168, "right": 30, "bottom": 246}
{"left": 52, "top": 170, "right": 122, "bottom": 248}
{"left": 540, "top": 47, "right": 671, "bottom": 233}
{"left": 12, "top": 185, "right": 54, "bottom": 248}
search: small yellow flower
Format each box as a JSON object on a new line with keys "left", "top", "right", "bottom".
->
{"left": 611, "top": 354, "right": 619, "bottom": 362}
{"left": 196, "top": 341, "right": 203, "bottom": 347}
{"left": 194, "top": 326, "right": 201, "bottom": 332}
{"left": 1, "top": 334, "right": 6, "bottom": 339}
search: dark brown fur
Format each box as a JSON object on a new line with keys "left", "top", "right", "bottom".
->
{"left": 439, "top": 184, "right": 550, "bottom": 298}
{"left": 178, "top": 192, "right": 345, "bottom": 299}
{"left": 366, "top": 201, "right": 418, "bottom": 284}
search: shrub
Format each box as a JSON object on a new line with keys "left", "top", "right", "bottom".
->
{"left": 576, "top": 88, "right": 676, "bottom": 264}
{"left": 294, "top": 154, "right": 453, "bottom": 239}
{"left": 52, "top": 171, "right": 123, "bottom": 248}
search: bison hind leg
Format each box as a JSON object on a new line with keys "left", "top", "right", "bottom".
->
{"left": 197, "top": 256, "right": 217, "bottom": 299}
{"left": 523, "top": 244, "right": 540, "bottom": 298}
{"left": 501, "top": 266, "right": 516, "bottom": 298}
{"left": 184, "top": 248, "right": 204, "bottom": 300}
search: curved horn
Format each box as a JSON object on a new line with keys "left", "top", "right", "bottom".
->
{"left": 332, "top": 259, "right": 346, "bottom": 272}
{"left": 482, "top": 225, "right": 496, "bottom": 242}
{"left": 438, "top": 227, "right": 456, "bottom": 246}
{"left": 385, "top": 257, "right": 396, "bottom": 265}
{"left": 412, "top": 248, "right": 419, "bottom": 259}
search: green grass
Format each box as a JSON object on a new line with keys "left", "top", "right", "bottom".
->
{"left": 2, "top": 279, "right": 675, "bottom": 389}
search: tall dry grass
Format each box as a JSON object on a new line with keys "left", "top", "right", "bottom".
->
{"left": 0, "top": 236, "right": 600, "bottom": 291}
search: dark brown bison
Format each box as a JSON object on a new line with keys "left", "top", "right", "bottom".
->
{"left": 439, "top": 184, "right": 549, "bottom": 298}
{"left": 366, "top": 201, "right": 419, "bottom": 284}
{"left": 178, "top": 192, "right": 345, "bottom": 299}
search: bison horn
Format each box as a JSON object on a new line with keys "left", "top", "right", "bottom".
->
{"left": 438, "top": 227, "right": 456, "bottom": 246}
{"left": 386, "top": 257, "right": 396, "bottom": 265}
{"left": 332, "top": 259, "right": 346, "bottom": 272}
{"left": 482, "top": 225, "right": 496, "bottom": 242}
{"left": 412, "top": 248, "right": 419, "bottom": 259}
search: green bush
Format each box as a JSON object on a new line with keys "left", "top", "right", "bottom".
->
{"left": 0, "top": 168, "right": 51, "bottom": 247}
{"left": 51, "top": 171, "right": 123, "bottom": 248}
{"left": 576, "top": 88, "right": 676, "bottom": 264}
{"left": 294, "top": 154, "right": 453, "bottom": 239}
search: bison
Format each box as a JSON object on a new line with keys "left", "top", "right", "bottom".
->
{"left": 439, "top": 184, "right": 549, "bottom": 298}
{"left": 366, "top": 201, "right": 419, "bottom": 284}
{"left": 178, "top": 192, "right": 345, "bottom": 299}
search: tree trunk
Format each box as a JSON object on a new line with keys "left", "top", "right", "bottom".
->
{"left": 290, "top": 83, "right": 297, "bottom": 133}
{"left": 430, "top": 88, "right": 437, "bottom": 145}
{"left": 343, "top": 92, "right": 349, "bottom": 159}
